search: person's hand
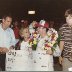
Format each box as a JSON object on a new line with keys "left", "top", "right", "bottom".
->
{"left": 32, "top": 21, "right": 37, "bottom": 28}
{"left": 0, "top": 47, "right": 9, "bottom": 54}
{"left": 59, "top": 56, "right": 63, "bottom": 65}
{"left": 46, "top": 48, "right": 53, "bottom": 55}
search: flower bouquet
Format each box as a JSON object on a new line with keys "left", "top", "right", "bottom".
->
{"left": 44, "top": 28, "right": 60, "bottom": 52}
{"left": 29, "top": 31, "right": 38, "bottom": 50}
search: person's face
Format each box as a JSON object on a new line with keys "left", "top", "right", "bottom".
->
{"left": 38, "top": 27, "right": 46, "bottom": 35}
{"left": 22, "top": 28, "right": 30, "bottom": 38}
{"left": 2, "top": 17, "right": 12, "bottom": 29}
{"left": 66, "top": 15, "right": 72, "bottom": 26}
{"left": 32, "top": 21, "right": 37, "bottom": 28}
{"left": 14, "top": 21, "right": 18, "bottom": 26}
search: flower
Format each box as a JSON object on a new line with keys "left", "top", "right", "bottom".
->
{"left": 44, "top": 28, "right": 59, "bottom": 51}
{"left": 29, "top": 31, "right": 38, "bottom": 50}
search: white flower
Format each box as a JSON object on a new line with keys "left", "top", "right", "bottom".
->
{"left": 39, "top": 20, "right": 45, "bottom": 26}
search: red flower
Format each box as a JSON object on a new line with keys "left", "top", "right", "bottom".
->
{"left": 45, "top": 44, "right": 50, "bottom": 48}
{"left": 29, "top": 38, "right": 34, "bottom": 44}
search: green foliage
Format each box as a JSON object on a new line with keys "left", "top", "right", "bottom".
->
{"left": 52, "top": 34, "right": 61, "bottom": 51}
{"left": 57, "top": 35, "right": 61, "bottom": 44}
{"left": 32, "top": 44, "right": 37, "bottom": 50}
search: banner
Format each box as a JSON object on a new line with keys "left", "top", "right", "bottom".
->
{"left": 6, "top": 50, "right": 33, "bottom": 71}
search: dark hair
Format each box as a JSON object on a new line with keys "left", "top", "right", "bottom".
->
{"left": 46, "top": 28, "right": 49, "bottom": 32}
{"left": 2, "top": 13, "right": 12, "bottom": 19}
{"left": 65, "top": 8, "right": 72, "bottom": 17}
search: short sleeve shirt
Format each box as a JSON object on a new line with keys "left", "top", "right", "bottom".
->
{"left": 59, "top": 23, "right": 72, "bottom": 58}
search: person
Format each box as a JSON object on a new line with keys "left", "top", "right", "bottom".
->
{"left": 15, "top": 26, "right": 32, "bottom": 71}
{"left": 33, "top": 20, "right": 54, "bottom": 71}
{"left": 0, "top": 14, "right": 16, "bottom": 71}
{"left": 49, "top": 20, "right": 54, "bottom": 28}
{"left": 59, "top": 8, "right": 72, "bottom": 71}
{"left": 29, "top": 21, "right": 38, "bottom": 34}
{"left": 20, "top": 20, "right": 29, "bottom": 29}
{"left": 13, "top": 21, "right": 20, "bottom": 44}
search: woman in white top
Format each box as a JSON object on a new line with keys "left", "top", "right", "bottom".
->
{"left": 15, "top": 26, "right": 33, "bottom": 71}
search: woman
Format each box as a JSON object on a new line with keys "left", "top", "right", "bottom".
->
{"left": 33, "top": 20, "right": 54, "bottom": 71}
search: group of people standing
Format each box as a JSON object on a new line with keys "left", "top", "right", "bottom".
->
{"left": 0, "top": 8, "right": 72, "bottom": 71}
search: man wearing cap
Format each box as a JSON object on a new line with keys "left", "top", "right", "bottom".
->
{"left": 34, "top": 20, "right": 54, "bottom": 71}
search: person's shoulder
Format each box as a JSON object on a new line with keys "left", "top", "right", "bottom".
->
{"left": 59, "top": 23, "right": 67, "bottom": 30}
{"left": 8, "top": 27, "right": 14, "bottom": 32}
{"left": 62, "top": 23, "right": 67, "bottom": 27}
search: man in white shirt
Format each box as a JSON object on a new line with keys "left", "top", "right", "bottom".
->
{"left": 0, "top": 14, "right": 16, "bottom": 71}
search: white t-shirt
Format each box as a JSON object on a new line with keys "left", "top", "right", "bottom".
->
{"left": 20, "top": 41, "right": 32, "bottom": 55}
{"left": 20, "top": 41, "right": 30, "bottom": 50}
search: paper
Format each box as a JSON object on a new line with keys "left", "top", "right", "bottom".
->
{"left": 68, "top": 67, "right": 72, "bottom": 71}
{"left": 6, "top": 50, "right": 32, "bottom": 71}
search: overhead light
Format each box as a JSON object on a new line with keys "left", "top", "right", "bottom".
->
{"left": 28, "top": 11, "right": 35, "bottom": 14}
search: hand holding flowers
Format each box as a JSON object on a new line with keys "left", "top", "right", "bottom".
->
{"left": 44, "top": 28, "right": 59, "bottom": 52}
{"left": 29, "top": 31, "right": 38, "bottom": 50}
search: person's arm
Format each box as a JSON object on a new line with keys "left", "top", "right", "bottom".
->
{"left": 46, "top": 48, "right": 53, "bottom": 55}
{"left": 15, "top": 41, "right": 21, "bottom": 50}
{"left": 9, "top": 29, "right": 16, "bottom": 49}
{"left": 59, "top": 41, "right": 64, "bottom": 52}
{"left": 59, "top": 41, "right": 64, "bottom": 64}
{"left": 58, "top": 25, "right": 65, "bottom": 64}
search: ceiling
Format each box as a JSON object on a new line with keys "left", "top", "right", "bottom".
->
{"left": 0, "top": 0, "right": 72, "bottom": 22}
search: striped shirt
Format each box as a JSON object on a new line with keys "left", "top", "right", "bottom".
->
{"left": 59, "top": 23, "right": 72, "bottom": 58}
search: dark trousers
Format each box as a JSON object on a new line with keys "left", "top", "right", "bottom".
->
{"left": 0, "top": 54, "right": 6, "bottom": 71}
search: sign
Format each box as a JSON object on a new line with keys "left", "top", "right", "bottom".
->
{"left": 6, "top": 50, "right": 33, "bottom": 71}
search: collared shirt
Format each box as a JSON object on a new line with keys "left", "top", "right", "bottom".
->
{"left": 59, "top": 23, "right": 72, "bottom": 58}
{"left": 0, "top": 24, "right": 16, "bottom": 49}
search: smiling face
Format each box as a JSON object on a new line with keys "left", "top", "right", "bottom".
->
{"left": 22, "top": 27, "right": 30, "bottom": 39}
{"left": 65, "top": 9, "right": 72, "bottom": 26}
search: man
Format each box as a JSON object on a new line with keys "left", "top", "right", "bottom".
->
{"left": 59, "top": 8, "right": 72, "bottom": 71}
{"left": 0, "top": 14, "right": 16, "bottom": 71}
{"left": 29, "top": 21, "right": 38, "bottom": 35}
{"left": 13, "top": 21, "right": 20, "bottom": 44}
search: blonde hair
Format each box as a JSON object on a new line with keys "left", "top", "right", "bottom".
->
{"left": 19, "top": 27, "right": 29, "bottom": 37}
